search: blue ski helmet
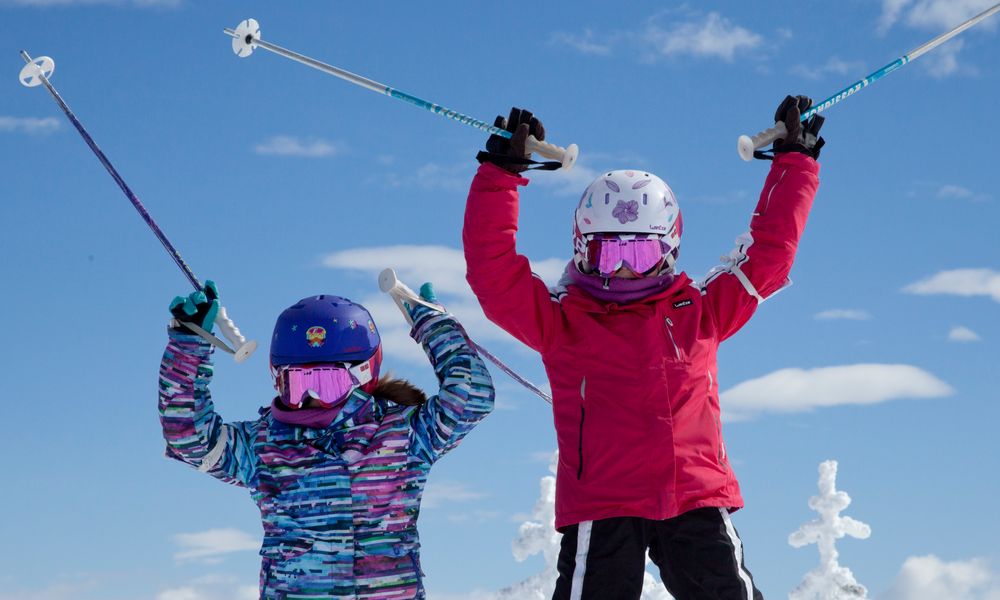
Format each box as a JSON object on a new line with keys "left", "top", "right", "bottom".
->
{"left": 270, "top": 295, "right": 381, "bottom": 367}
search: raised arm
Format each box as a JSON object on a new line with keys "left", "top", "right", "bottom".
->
{"left": 701, "top": 96, "right": 824, "bottom": 341}
{"left": 463, "top": 108, "right": 565, "bottom": 353}
{"left": 159, "top": 284, "right": 258, "bottom": 487}
{"left": 405, "top": 286, "right": 495, "bottom": 465}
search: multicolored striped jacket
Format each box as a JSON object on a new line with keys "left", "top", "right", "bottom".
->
{"left": 158, "top": 307, "right": 494, "bottom": 599}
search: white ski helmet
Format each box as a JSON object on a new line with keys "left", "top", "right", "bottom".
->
{"left": 573, "top": 170, "right": 682, "bottom": 272}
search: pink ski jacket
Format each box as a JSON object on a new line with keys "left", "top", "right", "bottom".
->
{"left": 464, "top": 154, "right": 820, "bottom": 530}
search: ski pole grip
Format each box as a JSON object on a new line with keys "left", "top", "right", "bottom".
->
{"left": 378, "top": 268, "right": 446, "bottom": 326}
{"left": 737, "top": 121, "right": 788, "bottom": 161}
{"left": 214, "top": 306, "right": 257, "bottom": 362}
{"left": 525, "top": 136, "right": 579, "bottom": 171}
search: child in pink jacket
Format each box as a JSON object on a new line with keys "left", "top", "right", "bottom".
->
{"left": 463, "top": 98, "right": 824, "bottom": 599}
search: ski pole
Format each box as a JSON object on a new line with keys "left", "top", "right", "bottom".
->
{"left": 18, "top": 52, "right": 257, "bottom": 363}
{"left": 737, "top": 2, "right": 1000, "bottom": 161}
{"left": 224, "top": 18, "right": 579, "bottom": 171}
{"left": 378, "top": 268, "right": 553, "bottom": 405}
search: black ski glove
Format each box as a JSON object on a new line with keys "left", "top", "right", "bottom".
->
{"left": 770, "top": 95, "right": 825, "bottom": 160}
{"left": 477, "top": 107, "right": 557, "bottom": 173}
{"left": 169, "top": 280, "right": 220, "bottom": 334}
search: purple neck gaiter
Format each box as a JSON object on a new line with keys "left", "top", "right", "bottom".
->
{"left": 270, "top": 398, "right": 339, "bottom": 429}
{"left": 564, "top": 261, "right": 676, "bottom": 304}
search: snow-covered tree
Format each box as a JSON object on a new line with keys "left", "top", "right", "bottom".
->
{"left": 495, "top": 453, "right": 672, "bottom": 599}
{"left": 789, "top": 460, "right": 871, "bottom": 600}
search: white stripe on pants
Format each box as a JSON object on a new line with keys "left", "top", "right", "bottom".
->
{"left": 569, "top": 520, "right": 593, "bottom": 600}
{"left": 719, "top": 508, "right": 754, "bottom": 600}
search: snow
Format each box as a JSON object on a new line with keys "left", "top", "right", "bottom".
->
{"left": 789, "top": 460, "right": 871, "bottom": 600}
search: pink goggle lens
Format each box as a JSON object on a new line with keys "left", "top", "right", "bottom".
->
{"left": 586, "top": 236, "right": 665, "bottom": 277}
{"left": 279, "top": 366, "right": 356, "bottom": 409}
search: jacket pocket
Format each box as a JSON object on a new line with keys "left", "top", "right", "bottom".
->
{"left": 663, "top": 317, "right": 691, "bottom": 363}
{"left": 260, "top": 537, "right": 313, "bottom": 561}
{"left": 360, "top": 529, "right": 420, "bottom": 558}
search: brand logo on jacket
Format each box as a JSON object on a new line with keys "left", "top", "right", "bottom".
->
{"left": 672, "top": 299, "right": 693, "bottom": 309}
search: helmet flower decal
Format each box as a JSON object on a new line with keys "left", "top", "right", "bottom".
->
{"left": 612, "top": 199, "right": 640, "bottom": 224}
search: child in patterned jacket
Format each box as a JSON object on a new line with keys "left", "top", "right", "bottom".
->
{"left": 158, "top": 281, "right": 494, "bottom": 599}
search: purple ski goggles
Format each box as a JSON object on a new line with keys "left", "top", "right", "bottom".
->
{"left": 585, "top": 234, "right": 670, "bottom": 277}
{"left": 276, "top": 362, "right": 373, "bottom": 409}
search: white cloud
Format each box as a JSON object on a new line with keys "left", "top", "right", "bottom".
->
{"left": 0, "top": 116, "right": 60, "bottom": 134}
{"left": 814, "top": 309, "right": 872, "bottom": 321}
{"left": 903, "top": 269, "right": 1000, "bottom": 303}
{"left": 720, "top": 364, "right": 953, "bottom": 420}
{"left": 323, "top": 245, "right": 471, "bottom": 296}
{"left": 378, "top": 160, "right": 469, "bottom": 193}
{"left": 549, "top": 29, "right": 613, "bottom": 55}
{"left": 253, "top": 135, "right": 341, "bottom": 158}
{"left": 879, "top": 0, "right": 915, "bottom": 33}
{"left": 905, "top": 0, "right": 999, "bottom": 30}
{"left": 937, "top": 184, "right": 975, "bottom": 199}
{"left": 922, "top": 39, "right": 977, "bottom": 78}
{"left": 880, "top": 555, "right": 1000, "bottom": 600}
{"left": 877, "top": 1, "right": 997, "bottom": 77}
{"left": 422, "top": 479, "right": 488, "bottom": 509}
{"left": 791, "top": 57, "right": 864, "bottom": 80}
{"left": 879, "top": 0, "right": 1000, "bottom": 31}
{"left": 156, "top": 582, "right": 258, "bottom": 600}
{"left": 447, "top": 509, "right": 503, "bottom": 524}
{"left": 171, "top": 528, "right": 260, "bottom": 563}
{"left": 0, "top": 582, "right": 96, "bottom": 600}
{"left": 528, "top": 160, "right": 599, "bottom": 197}
{"left": 643, "top": 12, "right": 762, "bottom": 61}
{"left": 949, "top": 325, "right": 981, "bottom": 342}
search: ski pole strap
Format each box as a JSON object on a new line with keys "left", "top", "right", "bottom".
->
{"left": 173, "top": 319, "right": 237, "bottom": 355}
{"left": 475, "top": 151, "right": 562, "bottom": 171}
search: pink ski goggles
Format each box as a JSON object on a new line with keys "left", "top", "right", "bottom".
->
{"left": 585, "top": 234, "right": 669, "bottom": 277}
{"left": 276, "top": 362, "right": 374, "bottom": 409}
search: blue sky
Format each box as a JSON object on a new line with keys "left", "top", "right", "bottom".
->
{"left": 1, "top": 1, "right": 998, "bottom": 598}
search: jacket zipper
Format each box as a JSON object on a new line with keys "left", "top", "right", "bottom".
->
{"left": 664, "top": 317, "right": 682, "bottom": 360}
{"left": 708, "top": 370, "right": 726, "bottom": 463}
{"left": 577, "top": 377, "right": 586, "bottom": 480}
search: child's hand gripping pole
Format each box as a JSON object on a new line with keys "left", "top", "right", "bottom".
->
{"left": 169, "top": 282, "right": 258, "bottom": 363}
{"left": 224, "top": 18, "right": 578, "bottom": 172}
{"left": 378, "top": 269, "right": 553, "bottom": 404}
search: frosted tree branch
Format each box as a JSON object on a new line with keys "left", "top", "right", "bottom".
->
{"left": 789, "top": 460, "right": 871, "bottom": 600}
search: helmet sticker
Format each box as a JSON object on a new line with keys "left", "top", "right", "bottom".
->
{"left": 348, "top": 319, "right": 357, "bottom": 330}
{"left": 612, "top": 200, "right": 640, "bottom": 224}
{"left": 306, "top": 326, "right": 327, "bottom": 347}
{"left": 368, "top": 320, "right": 376, "bottom": 333}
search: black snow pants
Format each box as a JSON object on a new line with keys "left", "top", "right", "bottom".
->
{"left": 552, "top": 507, "right": 764, "bottom": 600}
